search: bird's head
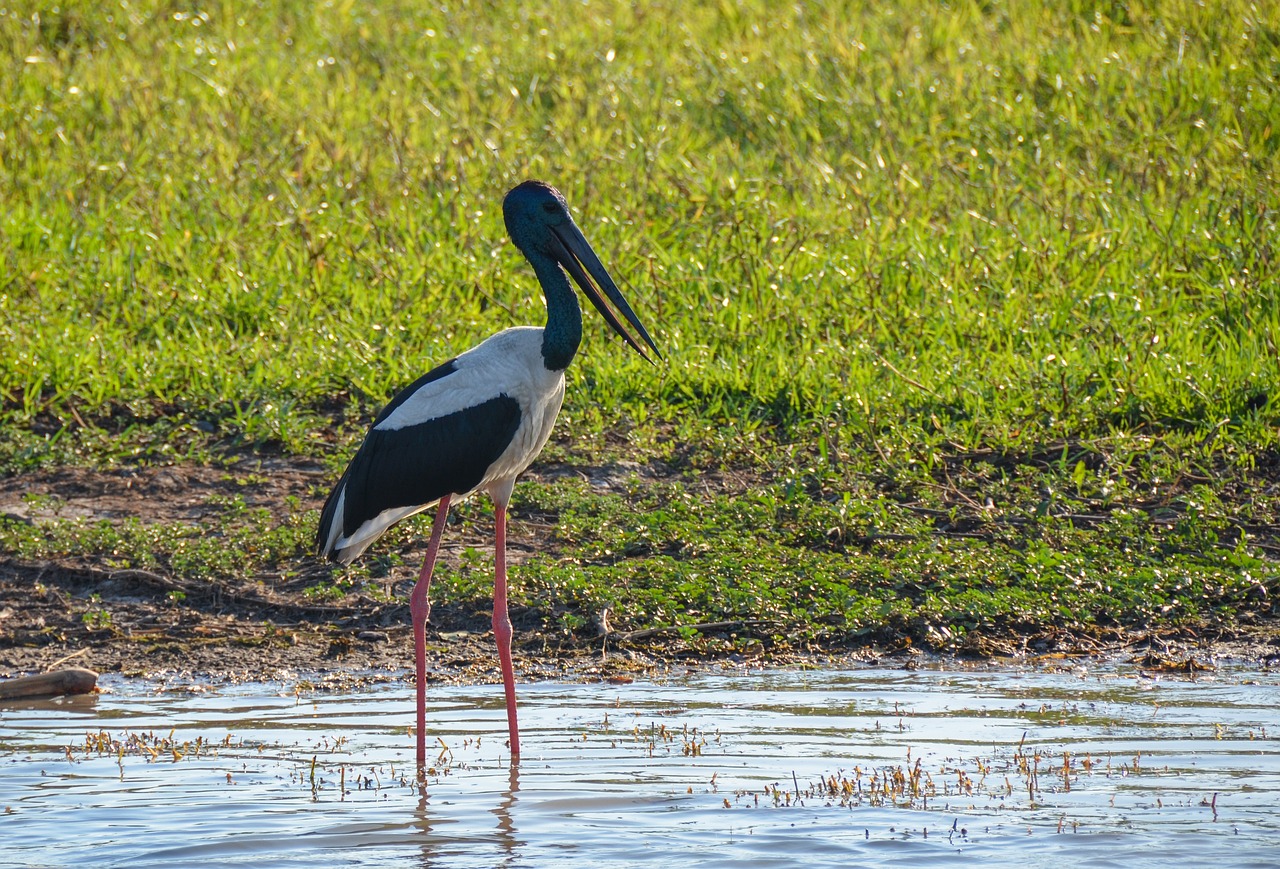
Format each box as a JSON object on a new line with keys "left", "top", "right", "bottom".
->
{"left": 503, "top": 180, "right": 660, "bottom": 363}
{"left": 502, "top": 180, "right": 574, "bottom": 254}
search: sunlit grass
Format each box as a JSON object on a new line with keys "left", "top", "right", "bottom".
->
{"left": 3, "top": 0, "right": 1275, "bottom": 452}
{"left": 0, "top": 0, "right": 1276, "bottom": 642}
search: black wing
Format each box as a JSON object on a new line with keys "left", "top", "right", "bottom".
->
{"left": 344, "top": 394, "right": 521, "bottom": 528}
{"left": 317, "top": 358, "right": 522, "bottom": 558}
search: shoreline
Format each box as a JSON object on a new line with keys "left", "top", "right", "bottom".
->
{"left": 3, "top": 588, "right": 1275, "bottom": 689}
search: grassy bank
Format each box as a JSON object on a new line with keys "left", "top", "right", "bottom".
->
{"left": 1, "top": 0, "right": 1277, "bottom": 653}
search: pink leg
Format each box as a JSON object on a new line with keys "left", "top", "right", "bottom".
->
{"left": 411, "top": 496, "right": 451, "bottom": 769}
{"left": 492, "top": 503, "right": 520, "bottom": 757}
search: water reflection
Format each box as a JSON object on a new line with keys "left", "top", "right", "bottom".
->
{"left": 1, "top": 664, "right": 1277, "bottom": 867}
{"left": 490, "top": 764, "right": 521, "bottom": 866}
{"left": 412, "top": 783, "right": 434, "bottom": 866}
{"left": 411, "top": 762, "right": 520, "bottom": 867}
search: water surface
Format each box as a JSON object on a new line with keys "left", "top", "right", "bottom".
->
{"left": 2, "top": 663, "right": 1277, "bottom": 867}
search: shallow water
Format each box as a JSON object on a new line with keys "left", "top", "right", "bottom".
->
{"left": 1, "top": 663, "right": 1277, "bottom": 868}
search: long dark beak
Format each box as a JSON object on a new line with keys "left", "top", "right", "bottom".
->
{"left": 549, "top": 223, "right": 661, "bottom": 363}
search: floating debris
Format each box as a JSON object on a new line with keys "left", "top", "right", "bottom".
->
{"left": 0, "top": 667, "right": 98, "bottom": 700}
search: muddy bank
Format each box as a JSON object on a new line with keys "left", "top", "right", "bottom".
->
{"left": 2, "top": 459, "right": 1278, "bottom": 687}
{"left": 2, "top": 556, "right": 1278, "bottom": 689}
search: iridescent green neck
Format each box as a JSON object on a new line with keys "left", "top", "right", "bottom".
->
{"left": 529, "top": 251, "right": 582, "bottom": 371}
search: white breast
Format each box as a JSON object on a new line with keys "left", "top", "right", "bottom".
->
{"left": 475, "top": 329, "right": 566, "bottom": 502}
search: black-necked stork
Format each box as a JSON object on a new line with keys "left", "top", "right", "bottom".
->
{"left": 317, "top": 180, "right": 659, "bottom": 764}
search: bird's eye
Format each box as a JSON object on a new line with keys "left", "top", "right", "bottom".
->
{"left": 542, "top": 202, "right": 559, "bottom": 214}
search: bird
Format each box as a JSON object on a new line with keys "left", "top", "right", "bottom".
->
{"left": 316, "top": 180, "right": 659, "bottom": 765}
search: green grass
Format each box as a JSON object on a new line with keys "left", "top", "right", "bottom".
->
{"left": 1, "top": 0, "right": 1277, "bottom": 648}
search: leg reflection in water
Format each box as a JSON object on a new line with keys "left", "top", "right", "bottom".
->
{"left": 492, "top": 763, "right": 521, "bottom": 859}
{"left": 413, "top": 761, "right": 522, "bottom": 867}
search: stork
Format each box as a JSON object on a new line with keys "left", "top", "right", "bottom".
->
{"left": 316, "top": 180, "right": 659, "bottom": 764}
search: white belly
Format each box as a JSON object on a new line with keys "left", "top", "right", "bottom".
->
{"left": 483, "top": 373, "right": 564, "bottom": 504}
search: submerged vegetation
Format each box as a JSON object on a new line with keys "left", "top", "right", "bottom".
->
{"left": 0, "top": 0, "right": 1277, "bottom": 655}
